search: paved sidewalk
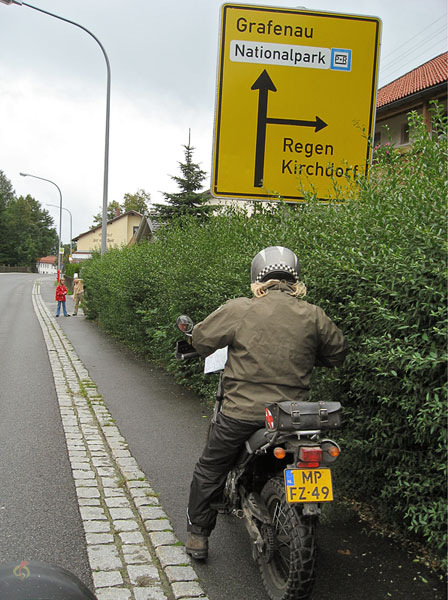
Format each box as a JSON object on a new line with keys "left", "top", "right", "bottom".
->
{"left": 32, "top": 280, "right": 208, "bottom": 600}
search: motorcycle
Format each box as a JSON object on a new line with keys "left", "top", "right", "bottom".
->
{"left": 176, "top": 315, "right": 342, "bottom": 600}
{"left": 0, "top": 561, "right": 97, "bottom": 599}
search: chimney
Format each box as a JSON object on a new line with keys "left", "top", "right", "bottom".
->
{"left": 116, "top": 208, "right": 121, "bottom": 217}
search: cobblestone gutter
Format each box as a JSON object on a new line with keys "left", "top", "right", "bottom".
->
{"left": 32, "top": 281, "right": 208, "bottom": 600}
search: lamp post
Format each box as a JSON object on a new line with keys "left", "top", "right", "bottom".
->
{"left": 20, "top": 172, "right": 63, "bottom": 277}
{"left": 1, "top": 0, "right": 111, "bottom": 255}
{"left": 47, "top": 203, "right": 72, "bottom": 259}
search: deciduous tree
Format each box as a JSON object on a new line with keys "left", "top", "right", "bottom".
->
{"left": 0, "top": 170, "right": 15, "bottom": 262}
{"left": 90, "top": 190, "right": 150, "bottom": 228}
{"left": 122, "top": 189, "right": 150, "bottom": 215}
{"left": 1, "top": 190, "right": 58, "bottom": 267}
{"left": 91, "top": 200, "right": 122, "bottom": 228}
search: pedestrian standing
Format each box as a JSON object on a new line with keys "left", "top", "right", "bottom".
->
{"left": 72, "top": 274, "right": 84, "bottom": 316}
{"left": 55, "top": 278, "right": 70, "bottom": 317}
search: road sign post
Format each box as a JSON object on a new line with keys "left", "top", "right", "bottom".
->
{"left": 212, "top": 3, "right": 381, "bottom": 202}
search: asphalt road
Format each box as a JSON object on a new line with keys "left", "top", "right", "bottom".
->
{"left": 39, "top": 276, "right": 445, "bottom": 600}
{"left": 0, "top": 274, "right": 93, "bottom": 590}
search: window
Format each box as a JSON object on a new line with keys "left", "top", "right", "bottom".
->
{"left": 400, "top": 123, "right": 409, "bottom": 145}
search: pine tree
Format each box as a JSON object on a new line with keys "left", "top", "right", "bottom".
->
{"left": 153, "top": 132, "right": 211, "bottom": 221}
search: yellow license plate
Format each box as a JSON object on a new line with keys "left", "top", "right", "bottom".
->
{"left": 284, "top": 468, "right": 333, "bottom": 503}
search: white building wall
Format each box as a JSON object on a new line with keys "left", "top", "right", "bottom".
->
{"left": 37, "top": 262, "right": 57, "bottom": 274}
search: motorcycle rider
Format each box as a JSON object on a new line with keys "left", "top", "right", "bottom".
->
{"left": 185, "top": 246, "right": 347, "bottom": 559}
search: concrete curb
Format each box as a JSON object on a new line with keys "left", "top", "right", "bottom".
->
{"left": 32, "top": 280, "right": 208, "bottom": 600}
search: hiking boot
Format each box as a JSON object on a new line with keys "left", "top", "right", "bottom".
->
{"left": 185, "top": 533, "right": 208, "bottom": 560}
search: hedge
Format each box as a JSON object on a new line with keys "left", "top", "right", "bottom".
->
{"left": 81, "top": 106, "right": 447, "bottom": 558}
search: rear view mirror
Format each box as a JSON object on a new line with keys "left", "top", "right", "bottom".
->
{"left": 176, "top": 315, "right": 194, "bottom": 334}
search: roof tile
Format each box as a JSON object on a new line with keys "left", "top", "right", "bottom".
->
{"left": 377, "top": 52, "right": 447, "bottom": 108}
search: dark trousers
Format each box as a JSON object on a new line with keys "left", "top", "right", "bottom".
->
{"left": 187, "top": 412, "right": 265, "bottom": 536}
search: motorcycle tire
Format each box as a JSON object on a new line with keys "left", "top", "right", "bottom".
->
{"left": 258, "top": 477, "right": 317, "bottom": 600}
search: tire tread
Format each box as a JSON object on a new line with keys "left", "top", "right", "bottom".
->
{"left": 258, "top": 477, "right": 317, "bottom": 600}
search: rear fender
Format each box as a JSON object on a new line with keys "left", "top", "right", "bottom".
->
{"left": 242, "top": 491, "right": 272, "bottom": 525}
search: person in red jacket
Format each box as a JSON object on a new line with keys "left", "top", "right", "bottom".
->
{"left": 55, "top": 278, "right": 70, "bottom": 317}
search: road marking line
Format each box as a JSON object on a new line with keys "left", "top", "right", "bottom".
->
{"left": 32, "top": 280, "right": 208, "bottom": 600}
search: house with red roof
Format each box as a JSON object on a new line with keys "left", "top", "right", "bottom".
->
{"left": 374, "top": 52, "right": 447, "bottom": 149}
{"left": 36, "top": 255, "right": 57, "bottom": 275}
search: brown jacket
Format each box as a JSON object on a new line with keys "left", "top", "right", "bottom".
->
{"left": 192, "top": 285, "right": 347, "bottom": 421}
{"left": 73, "top": 279, "right": 84, "bottom": 296}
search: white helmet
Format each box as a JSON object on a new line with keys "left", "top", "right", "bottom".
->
{"left": 250, "top": 246, "right": 300, "bottom": 283}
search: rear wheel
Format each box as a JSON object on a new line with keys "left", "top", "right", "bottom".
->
{"left": 258, "top": 477, "right": 317, "bottom": 600}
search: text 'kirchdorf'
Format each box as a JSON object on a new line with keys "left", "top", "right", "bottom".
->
{"left": 231, "top": 41, "right": 330, "bottom": 70}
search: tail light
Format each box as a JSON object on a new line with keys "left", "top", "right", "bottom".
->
{"left": 328, "top": 445, "right": 340, "bottom": 458}
{"left": 321, "top": 440, "right": 341, "bottom": 464}
{"left": 273, "top": 447, "right": 286, "bottom": 459}
{"left": 297, "top": 446, "right": 323, "bottom": 468}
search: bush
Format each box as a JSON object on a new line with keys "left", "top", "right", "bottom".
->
{"left": 81, "top": 106, "right": 447, "bottom": 557}
{"left": 63, "top": 263, "right": 80, "bottom": 278}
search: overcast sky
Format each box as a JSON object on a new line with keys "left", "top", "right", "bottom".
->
{"left": 0, "top": 0, "right": 446, "bottom": 244}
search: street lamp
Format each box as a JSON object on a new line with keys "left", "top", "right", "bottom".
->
{"left": 20, "top": 172, "right": 63, "bottom": 276}
{"left": 47, "top": 203, "right": 72, "bottom": 258}
{"left": 1, "top": 0, "right": 111, "bottom": 255}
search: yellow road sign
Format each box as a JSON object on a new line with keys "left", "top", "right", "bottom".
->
{"left": 212, "top": 3, "right": 381, "bottom": 202}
